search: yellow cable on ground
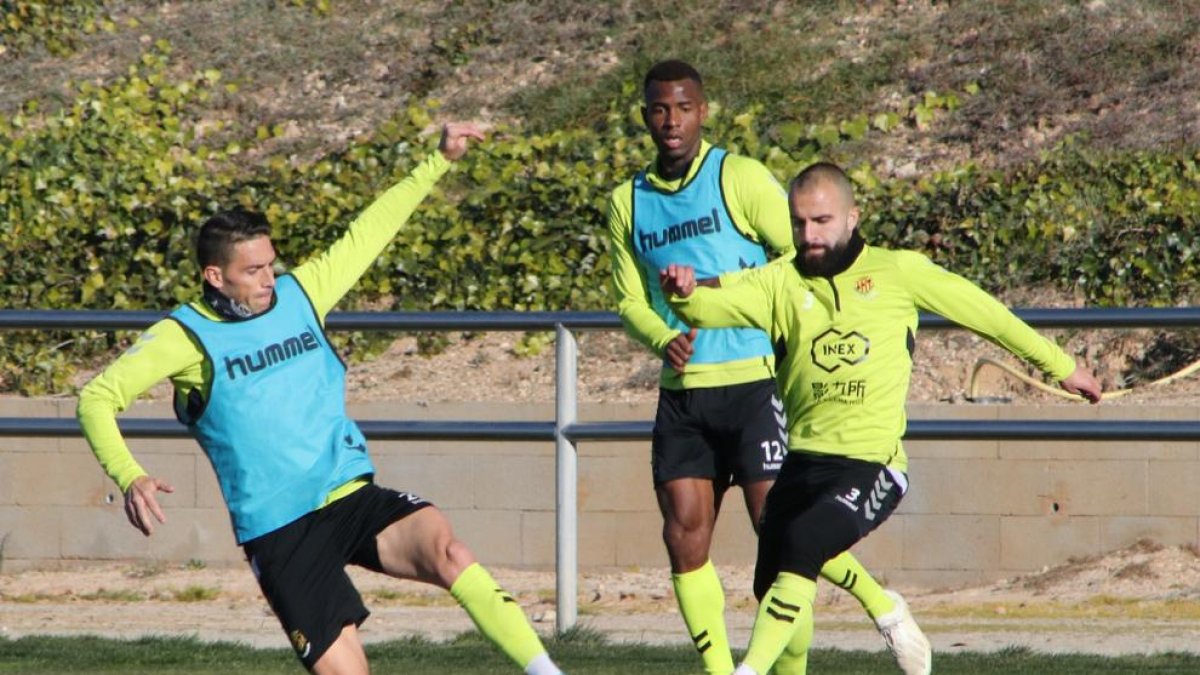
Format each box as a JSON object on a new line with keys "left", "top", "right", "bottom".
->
{"left": 968, "top": 356, "right": 1200, "bottom": 402}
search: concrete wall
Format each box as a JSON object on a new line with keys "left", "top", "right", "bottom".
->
{"left": 1, "top": 397, "right": 1197, "bottom": 587}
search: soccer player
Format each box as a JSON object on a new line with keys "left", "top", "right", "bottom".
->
{"left": 660, "top": 161, "right": 1104, "bottom": 674}
{"left": 77, "top": 122, "right": 565, "bottom": 675}
{"left": 607, "top": 60, "right": 928, "bottom": 674}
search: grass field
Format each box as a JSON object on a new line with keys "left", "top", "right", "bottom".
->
{"left": 3, "top": 633, "right": 1200, "bottom": 674}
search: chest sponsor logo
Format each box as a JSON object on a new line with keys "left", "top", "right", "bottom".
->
{"left": 223, "top": 327, "right": 321, "bottom": 381}
{"left": 811, "top": 379, "right": 867, "bottom": 404}
{"left": 637, "top": 207, "right": 723, "bottom": 253}
{"left": 810, "top": 328, "right": 869, "bottom": 373}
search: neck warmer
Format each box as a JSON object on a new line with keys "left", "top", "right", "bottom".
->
{"left": 202, "top": 282, "right": 255, "bottom": 321}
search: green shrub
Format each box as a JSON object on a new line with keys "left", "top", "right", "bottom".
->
{"left": 0, "top": 0, "right": 116, "bottom": 57}
{"left": 2, "top": 41, "right": 1196, "bottom": 394}
{"left": 858, "top": 142, "right": 1200, "bottom": 304}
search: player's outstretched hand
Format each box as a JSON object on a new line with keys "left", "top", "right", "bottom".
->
{"left": 659, "top": 263, "right": 697, "bottom": 298}
{"left": 438, "top": 121, "right": 489, "bottom": 161}
{"left": 124, "top": 475, "right": 175, "bottom": 536}
{"left": 1060, "top": 364, "right": 1103, "bottom": 404}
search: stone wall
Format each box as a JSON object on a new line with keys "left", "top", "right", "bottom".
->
{"left": 1, "top": 397, "right": 1196, "bottom": 587}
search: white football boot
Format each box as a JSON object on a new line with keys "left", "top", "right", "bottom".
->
{"left": 874, "top": 590, "right": 932, "bottom": 675}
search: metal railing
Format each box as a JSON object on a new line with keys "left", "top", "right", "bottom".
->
{"left": 3, "top": 306, "right": 1200, "bottom": 632}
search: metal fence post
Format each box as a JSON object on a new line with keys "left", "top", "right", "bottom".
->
{"left": 554, "top": 323, "right": 578, "bottom": 633}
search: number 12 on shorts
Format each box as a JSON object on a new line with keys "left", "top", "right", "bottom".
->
{"left": 760, "top": 440, "right": 786, "bottom": 470}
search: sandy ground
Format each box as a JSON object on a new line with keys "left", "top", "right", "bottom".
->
{"left": 3, "top": 540, "right": 1200, "bottom": 658}
{"left": 24, "top": 327, "right": 1200, "bottom": 659}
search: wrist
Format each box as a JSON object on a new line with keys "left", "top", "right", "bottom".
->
{"left": 428, "top": 149, "right": 452, "bottom": 172}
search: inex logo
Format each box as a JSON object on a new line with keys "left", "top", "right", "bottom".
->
{"left": 811, "top": 328, "right": 870, "bottom": 373}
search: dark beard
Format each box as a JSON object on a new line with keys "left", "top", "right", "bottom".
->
{"left": 795, "top": 231, "right": 865, "bottom": 277}
{"left": 797, "top": 245, "right": 847, "bottom": 277}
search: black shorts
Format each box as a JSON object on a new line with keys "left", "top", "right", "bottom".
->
{"left": 241, "top": 482, "right": 432, "bottom": 668}
{"left": 651, "top": 378, "right": 789, "bottom": 487}
{"left": 753, "top": 452, "right": 907, "bottom": 599}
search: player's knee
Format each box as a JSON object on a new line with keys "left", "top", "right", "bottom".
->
{"left": 663, "top": 517, "right": 712, "bottom": 548}
{"left": 434, "top": 537, "right": 476, "bottom": 586}
{"left": 409, "top": 510, "right": 475, "bottom": 588}
{"left": 664, "top": 518, "right": 707, "bottom": 542}
{"left": 444, "top": 537, "right": 475, "bottom": 567}
{"left": 664, "top": 501, "right": 715, "bottom": 537}
{"left": 662, "top": 526, "right": 713, "bottom": 571}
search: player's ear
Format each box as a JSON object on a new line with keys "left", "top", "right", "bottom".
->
{"left": 847, "top": 206, "right": 861, "bottom": 232}
{"left": 202, "top": 265, "right": 224, "bottom": 289}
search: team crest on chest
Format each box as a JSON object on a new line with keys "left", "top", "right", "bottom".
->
{"left": 855, "top": 276, "right": 875, "bottom": 298}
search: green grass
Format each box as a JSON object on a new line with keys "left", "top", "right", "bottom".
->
{"left": 75, "top": 589, "right": 145, "bottom": 602}
{"left": 2, "top": 634, "right": 1199, "bottom": 674}
{"left": 170, "top": 585, "right": 221, "bottom": 602}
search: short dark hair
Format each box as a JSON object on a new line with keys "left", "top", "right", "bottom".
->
{"left": 643, "top": 59, "right": 703, "bottom": 95}
{"left": 790, "top": 162, "right": 856, "bottom": 205}
{"left": 196, "top": 207, "right": 272, "bottom": 268}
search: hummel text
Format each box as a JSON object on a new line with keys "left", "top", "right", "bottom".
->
{"left": 224, "top": 329, "right": 321, "bottom": 380}
{"left": 638, "top": 207, "right": 722, "bottom": 253}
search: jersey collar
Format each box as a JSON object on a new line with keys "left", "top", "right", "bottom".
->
{"left": 644, "top": 140, "right": 713, "bottom": 192}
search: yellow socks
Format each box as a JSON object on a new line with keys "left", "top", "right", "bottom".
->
{"left": 746, "top": 555, "right": 889, "bottom": 674}
{"left": 449, "top": 563, "right": 557, "bottom": 673}
{"left": 672, "top": 560, "right": 735, "bottom": 674}
{"left": 820, "top": 550, "right": 895, "bottom": 619}
{"left": 741, "top": 572, "right": 816, "bottom": 674}
{"left": 773, "top": 622, "right": 811, "bottom": 674}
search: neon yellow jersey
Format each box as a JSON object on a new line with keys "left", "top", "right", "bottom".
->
{"left": 77, "top": 151, "right": 452, "bottom": 493}
{"left": 669, "top": 244, "right": 1077, "bottom": 470}
{"left": 607, "top": 140, "right": 795, "bottom": 390}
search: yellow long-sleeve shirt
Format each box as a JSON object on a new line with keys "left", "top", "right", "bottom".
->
{"left": 77, "top": 151, "right": 451, "bottom": 493}
{"left": 607, "top": 140, "right": 794, "bottom": 389}
{"left": 670, "top": 245, "right": 1077, "bottom": 471}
